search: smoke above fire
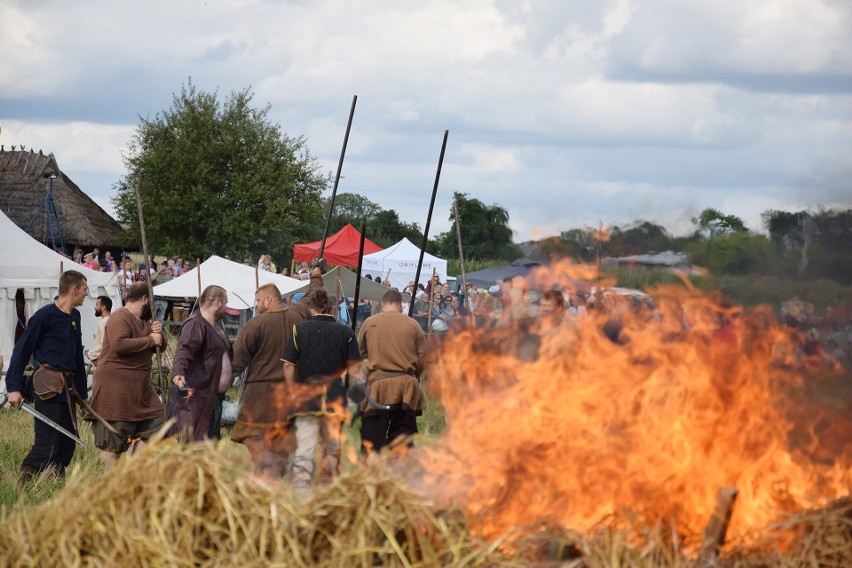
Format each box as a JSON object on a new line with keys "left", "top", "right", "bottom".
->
{"left": 411, "top": 261, "right": 851, "bottom": 547}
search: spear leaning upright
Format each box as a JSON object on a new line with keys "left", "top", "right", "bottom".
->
{"left": 408, "top": 130, "right": 449, "bottom": 317}
{"left": 319, "top": 95, "right": 358, "bottom": 260}
{"left": 134, "top": 186, "right": 167, "bottom": 416}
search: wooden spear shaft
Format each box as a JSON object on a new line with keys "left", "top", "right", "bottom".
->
{"left": 408, "top": 129, "right": 449, "bottom": 317}
{"left": 319, "top": 94, "right": 358, "bottom": 259}
{"left": 351, "top": 217, "right": 367, "bottom": 332}
{"left": 426, "top": 267, "right": 437, "bottom": 336}
{"left": 133, "top": 186, "right": 166, "bottom": 416}
{"left": 453, "top": 198, "right": 468, "bottom": 308}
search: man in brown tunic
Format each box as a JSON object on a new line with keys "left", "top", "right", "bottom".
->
{"left": 168, "top": 285, "right": 232, "bottom": 442}
{"left": 230, "top": 264, "right": 324, "bottom": 478}
{"left": 89, "top": 283, "right": 165, "bottom": 467}
{"left": 358, "top": 289, "right": 427, "bottom": 453}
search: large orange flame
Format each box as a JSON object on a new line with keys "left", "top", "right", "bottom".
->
{"left": 414, "top": 261, "right": 851, "bottom": 547}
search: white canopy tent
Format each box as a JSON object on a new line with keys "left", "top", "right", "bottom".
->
{"left": 0, "top": 208, "right": 119, "bottom": 375}
{"left": 153, "top": 255, "right": 304, "bottom": 310}
{"left": 360, "top": 238, "right": 448, "bottom": 291}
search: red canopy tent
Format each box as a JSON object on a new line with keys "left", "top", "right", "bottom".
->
{"left": 293, "top": 223, "right": 383, "bottom": 267}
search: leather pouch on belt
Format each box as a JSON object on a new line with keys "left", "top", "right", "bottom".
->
{"left": 33, "top": 364, "right": 67, "bottom": 401}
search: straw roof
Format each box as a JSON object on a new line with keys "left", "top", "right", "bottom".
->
{"left": 0, "top": 146, "right": 124, "bottom": 249}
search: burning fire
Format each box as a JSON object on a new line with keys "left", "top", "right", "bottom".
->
{"left": 414, "top": 261, "right": 851, "bottom": 547}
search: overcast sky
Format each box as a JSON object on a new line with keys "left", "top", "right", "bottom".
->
{"left": 2, "top": 0, "right": 850, "bottom": 243}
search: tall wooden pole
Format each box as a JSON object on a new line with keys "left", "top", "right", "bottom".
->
{"left": 319, "top": 95, "right": 358, "bottom": 259}
{"left": 134, "top": 186, "right": 166, "bottom": 415}
{"left": 408, "top": 129, "right": 448, "bottom": 317}
{"left": 196, "top": 257, "right": 202, "bottom": 298}
{"left": 453, "top": 198, "right": 469, "bottom": 307}
{"left": 351, "top": 217, "right": 367, "bottom": 332}
{"left": 426, "top": 267, "right": 437, "bottom": 336}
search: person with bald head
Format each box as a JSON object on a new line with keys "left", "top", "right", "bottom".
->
{"left": 230, "top": 262, "right": 325, "bottom": 479}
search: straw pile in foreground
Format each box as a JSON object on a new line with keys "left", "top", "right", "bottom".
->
{"left": 0, "top": 438, "right": 848, "bottom": 567}
{"left": 0, "top": 441, "right": 505, "bottom": 567}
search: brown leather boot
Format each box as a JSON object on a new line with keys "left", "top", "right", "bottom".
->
{"left": 19, "top": 466, "right": 37, "bottom": 485}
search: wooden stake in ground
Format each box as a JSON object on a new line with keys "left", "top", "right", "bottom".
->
{"left": 351, "top": 217, "right": 367, "bottom": 332}
{"left": 452, "top": 198, "right": 469, "bottom": 310}
{"left": 133, "top": 186, "right": 167, "bottom": 415}
{"left": 697, "top": 486, "right": 738, "bottom": 566}
{"left": 426, "top": 268, "right": 437, "bottom": 336}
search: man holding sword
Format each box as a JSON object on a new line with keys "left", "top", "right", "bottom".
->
{"left": 4, "top": 270, "right": 90, "bottom": 483}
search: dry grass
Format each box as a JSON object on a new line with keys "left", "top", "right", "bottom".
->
{"left": 0, "top": 437, "right": 510, "bottom": 567}
{"left": 0, "top": 409, "right": 848, "bottom": 566}
{"left": 0, "top": 432, "right": 847, "bottom": 567}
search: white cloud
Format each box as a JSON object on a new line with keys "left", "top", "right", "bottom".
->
{"left": 459, "top": 144, "right": 524, "bottom": 175}
{"left": 1, "top": 120, "right": 132, "bottom": 174}
{"left": 1, "top": 0, "right": 850, "bottom": 244}
{"left": 608, "top": 0, "right": 852, "bottom": 84}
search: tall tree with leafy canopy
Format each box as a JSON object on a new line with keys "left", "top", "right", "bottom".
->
{"left": 325, "top": 193, "right": 383, "bottom": 234}
{"left": 322, "top": 192, "right": 422, "bottom": 247}
{"left": 112, "top": 80, "right": 327, "bottom": 262}
{"left": 692, "top": 208, "right": 748, "bottom": 240}
{"left": 435, "top": 192, "right": 520, "bottom": 261}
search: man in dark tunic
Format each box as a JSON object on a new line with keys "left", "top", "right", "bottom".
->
{"left": 5, "top": 270, "right": 89, "bottom": 481}
{"left": 358, "top": 289, "right": 427, "bottom": 454}
{"left": 89, "top": 283, "right": 165, "bottom": 466}
{"left": 230, "top": 263, "right": 324, "bottom": 478}
{"left": 282, "top": 288, "right": 361, "bottom": 493}
{"left": 168, "top": 285, "right": 232, "bottom": 442}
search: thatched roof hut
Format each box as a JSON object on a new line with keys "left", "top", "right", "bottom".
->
{"left": 0, "top": 146, "right": 124, "bottom": 251}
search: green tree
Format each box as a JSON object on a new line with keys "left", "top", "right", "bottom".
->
{"left": 763, "top": 209, "right": 804, "bottom": 251}
{"left": 692, "top": 208, "right": 748, "bottom": 240}
{"left": 112, "top": 80, "right": 327, "bottom": 262}
{"left": 686, "top": 232, "right": 778, "bottom": 276}
{"left": 325, "top": 192, "right": 383, "bottom": 234}
{"left": 320, "top": 192, "right": 422, "bottom": 248}
{"left": 434, "top": 192, "right": 520, "bottom": 261}
{"left": 556, "top": 227, "right": 598, "bottom": 261}
{"left": 606, "top": 220, "right": 673, "bottom": 256}
{"left": 369, "top": 209, "right": 422, "bottom": 247}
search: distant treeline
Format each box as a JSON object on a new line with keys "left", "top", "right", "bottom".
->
{"left": 540, "top": 208, "right": 852, "bottom": 286}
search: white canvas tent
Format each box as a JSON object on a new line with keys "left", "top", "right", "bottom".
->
{"left": 360, "top": 238, "right": 448, "bottom": 291}
{"left": 1, "top": 208, "right": 120, "bottom": 375}
{"left": 153, "top": 255, "right": 304, "bottom": 310}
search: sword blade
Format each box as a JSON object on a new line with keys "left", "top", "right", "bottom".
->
{"left": 20, "top": 403, "right": 89, "bottom": 448}
{"left": 72, "top": 393, "right": 123, "bottom": 438}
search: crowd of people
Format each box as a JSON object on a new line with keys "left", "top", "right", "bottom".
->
{"left": 7, "top": 256, "right": 839, "bottom": 497}
{"left": 4, "top": 259, "right": 430, "bottom": 498}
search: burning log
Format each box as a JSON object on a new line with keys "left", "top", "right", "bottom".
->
{"left": 696, "top": 486, "right": 738, "bottom": 566}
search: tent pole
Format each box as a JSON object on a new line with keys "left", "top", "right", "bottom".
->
{"left": 319, "top": 95, "right": 357, "bottom": 259}
{"left": 335, "top": 267, "right": 342, "bottom": 323}
{"left": 426, "top": 267, "right": 437, "bottom": 337}
{"left": 453, "top": 198, "right": 469, "bottom": 308}
{"left": 351, "top": 217, "right": 367, "bottom": 332}
{"left": 134, "top": 185, "right": 166, "bottom": 416}
{"left": 196, "top": 257, "right": 202, "bottom": 298}
{"left": 408, "top": 129, "right": 448, "bottom": 317}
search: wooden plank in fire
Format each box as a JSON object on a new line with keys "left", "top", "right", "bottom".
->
{"left": 697, "top": 486, "right": 739, "bottom": 566}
